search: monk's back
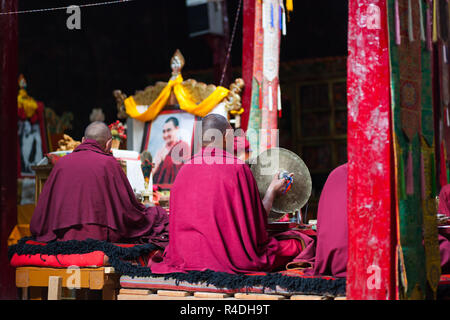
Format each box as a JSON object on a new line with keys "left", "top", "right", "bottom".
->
{"left": 30, "top": 140, "right": 146, "bottom": 242}
{"left": 151, "top": 147, "right": 279, "bottom": 274}
{"left": 53, "top": 145, "right": 117, "bottom": 185}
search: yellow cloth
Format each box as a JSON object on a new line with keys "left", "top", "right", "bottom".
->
{"left": 17, "top": 88, "right": 38, "bottom": 118}
{"left": 286, "top": 0, "right": 293, "bottom": 12}
{"left": 125, "top": 75, "right": 230, "bottom": 122}
{"left": 432, "top": 0, "right": 437, "bottom": 43}
{"left": 8, "top": 224, "right": 31, "bottom": 246}
{"left": 230, "top": 107, "right": 244, "bottom": 115}
{"left": 18, "top": 204, "right": 35, "bottom": 225}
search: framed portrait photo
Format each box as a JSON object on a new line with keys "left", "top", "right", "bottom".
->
{"left": 141, "top": 108, "right": 200, "bottom": 189}
{"left": 18, "top": 102, "right": 48, "bottom": 178}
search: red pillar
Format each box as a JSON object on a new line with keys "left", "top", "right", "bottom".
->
{"left": 0, "top": 0, "right": 18, "bottom": 299}
{"left": 240, "top": 0, "right": 255, "bottom": 131}
{"left": 346, "top": 0, "right": 396, "bottom": 299}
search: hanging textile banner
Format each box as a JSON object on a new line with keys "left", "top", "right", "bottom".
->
{"left": 246, "top": 0, "right": 282, "bottom": 154}
{"left": 347, "top": 0, "right": 395, "bottom": 300}
{"left": 246, "top": 0, "right": 264, "bottom": 153}
{"left": 388, "top": 0, "right": 440, "bottom": 299}
{"left": 438, "top": 0, "right": 450, "bottom": 182}
{"left": 260, "top": 0, "right": 281, "bottom": 152}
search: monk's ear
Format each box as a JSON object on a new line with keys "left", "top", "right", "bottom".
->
{"left": 82, "top": 137, "right": 86, "bottom": 143}
{"left": 105, "top": 138, "right": 112, "bottom": 153}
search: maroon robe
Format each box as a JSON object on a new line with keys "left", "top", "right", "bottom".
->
{"left": 437, "top": 184, "right": 450, "bottom": 274}
{"left": 153, "top": 140, "right": 190, "bottom": 185}
{"left": 309, "top": 164, "right": 450, "bottom": 277}
{"left": 304, "top": 163, "right": 348, "bottom": 278}
{"left": 30, "top": 140, "right": 169, "bottom": 246}
{"left": 151, "top": 147, "right": 314, "bottom": 274}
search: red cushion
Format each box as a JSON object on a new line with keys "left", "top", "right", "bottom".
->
{"left": 10, "top": 251, "right": 105, "bottom": 268}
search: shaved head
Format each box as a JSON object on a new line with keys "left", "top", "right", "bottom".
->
{"left": 201, "top": 113, "right": 232, "bottom": 148}
{"left": 84, "top": 121, "right": 112, "bottom": 150}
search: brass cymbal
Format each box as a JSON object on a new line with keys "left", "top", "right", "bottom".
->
{"left": 250, "top": 147, "right": 312, "bottom": 221}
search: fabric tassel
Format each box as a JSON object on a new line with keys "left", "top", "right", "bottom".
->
{"left": 427, "top": 2, "right": 433, "bottom": 50}
{"left": 281, "top": 2, "right": 287, "bottom": 35}
{"left": 277, "top": 84, "right": 282, "bottom": 117}
{"left": 262, "top": 0, "right": 267, "bottom": 30}
{"left": 395, "top": 0, "right": 401, "bottom": 45}
{"left": 419, "top": 0, "right": 426, "bottom": 41}
{"left": 286, "top": 0, "right": 293, "bottom": 21}
{"left": 431, "top": 152, "right": 437, "bottom": 196}
{"left": 406, "top": 146, "right": 414, "bottom": 195}
{"left": 268, "top": 85, "right": 273, "bottom": 111}
{"left": 444, "top": 44, "right": 449, "bottom": 64}
{"left": 433, "top": 0, "right": 438, "bottom": 42}
{"left": 270, "top": 3, "right": 274, "bottom": 28}
{"left": 447, "top": 166, "right": 450, "bottom": 185}
{"left": 420, "top": 152, "right": 426, "bottom": 199}
{"left": 440, "top": 142, "right": 448, "bottom": 188}
{"left": 279, "top": 5, "right": 282, "bottom": 31}
{"left": 259, "top": 84, "right": 263, "bottom": 109}
{"left": 408, "top": 0, "right": 415, "bottom": 42}
{"left": 398, "top": 246, "right": 408, "bottom": 295}
{"left": 445, "top": 107, "right": 450, "bottom": 127}
{"left": 399, "top": 150, "right": 407, "bottom": 199}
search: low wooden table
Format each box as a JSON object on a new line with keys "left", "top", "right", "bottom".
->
{"left": 16, "top": 266, "right": 119, "bottom": 300}
{"left": 31, "top": 160, "right": 127, "bottom": 202}
{"left": 31, "top": 164, "right": 53, "bottom": 204}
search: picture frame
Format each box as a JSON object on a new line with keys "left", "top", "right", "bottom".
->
{"left": 18, "top": 102, "right": 48, "bottom": 178}
{"left": 141, "top": 106, "right": 201, "bottom": 189}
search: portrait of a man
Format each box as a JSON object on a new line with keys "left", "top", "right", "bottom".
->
{"left": 143, "top": 111, "right": 196, "bottom": 187}
{"left": 19, "top": 119, "right": 44, "bottom": 176}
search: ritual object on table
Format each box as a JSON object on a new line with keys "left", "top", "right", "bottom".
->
{"left": 89, "top": 108, "right": 105, "bottom": 122}
{"left": 113, "top": 49, "right": 244, "bottom": 128}
{"left": 46, "top": 150, "right": 72, "bottom": 165}
{"left": 250, "top": 147, "right": 312, "bottom": 225}
{"left": 108, "top": 120, "right": 127, "bottom": 149}
{"left": 437, "top": 214, "right": 450, "bottom": 226}
{"left": 56, "top": 134, "right": 80, "bottom": 151}
{"left": 140, "top": 151, "right": 154, "bottom": 207}
{"left": 45, "top": 108, "right": 74, "bottom": 152}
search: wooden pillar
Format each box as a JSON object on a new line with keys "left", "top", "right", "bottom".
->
{"left": 0, "top": 0, "right": 18, "bottom": 299}
{"left": 346, "top": 0, "right": 396, "bottom": 299}
{"left": 240, "top": 0, "right": 255, "bottom": 131}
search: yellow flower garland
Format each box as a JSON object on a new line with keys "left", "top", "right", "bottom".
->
{"left": 17, "top": 88, "right": 38, "bottom": 118}
{"left": 124, "top": 75, "right": 230, "bottom": 122}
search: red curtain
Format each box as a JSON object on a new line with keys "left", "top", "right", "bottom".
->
{"left": 0, "top": 0, "right": 19, "bottom": 299}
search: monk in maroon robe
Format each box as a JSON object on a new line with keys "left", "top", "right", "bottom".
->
{"left": 437, "top": 184, "right": 450, "bottom": 274}
{"left": 30, "top": 121, "right": 169, "bottom": 246}
{"left": 303, "top": 163, "right": 348, "bottom": 278}
{"left": 151, "top": 114, "right": 314, "bottom": 274}
{"left": 153, "top": 116, "right": 191, "bottom": 185}
{"left": 309, "top": 163, "right": 450, "bottom": 278}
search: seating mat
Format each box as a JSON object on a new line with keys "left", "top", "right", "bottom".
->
{"left": 120, "top": 269, "right": 347, "bottom": 297}
{"left": 9, "top": 237, "right": 160, "bottom": 270}
{"left": 120, "top": 271, "right": 450, "bottom": 297}
{"left": 8, "top": 237, "right": 450, "bottom": 298}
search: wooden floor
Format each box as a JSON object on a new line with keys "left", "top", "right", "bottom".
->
{"left": 15, "top": 266, "right": 348, "bottom": 300}
{"left": 117, "top": 288, "right": 347, "bottom": 300}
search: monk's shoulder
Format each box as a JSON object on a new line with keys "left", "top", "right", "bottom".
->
{"left": 440, "top": 183, "right": 450, "bottom": 197}
{"left": 80, "top": 151, "right": 120, "bottom": 169}
{"left": 101, "top": 154, "right": 121, "bottom": 167}
{"left": 229, "top": 161, "right": 254, "bottom": 180}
